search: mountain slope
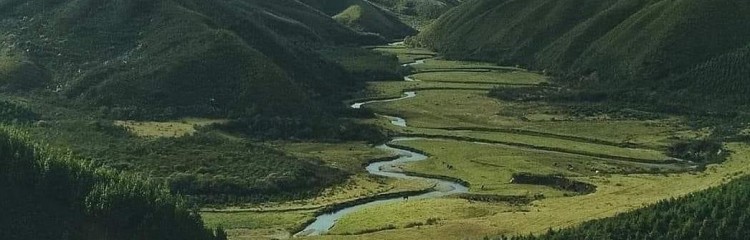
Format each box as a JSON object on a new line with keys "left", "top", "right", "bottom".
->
{"left": 0, "top": 0, "right": 385, "bottom": 119}
{"left": 300, "top": 0, "right": 417, "bottom": 40}
{"left": 416, "top": 0, "right": 750, "bottom": 108}
{"left": 369, "top": 0, "right": 462, "bottom": 29}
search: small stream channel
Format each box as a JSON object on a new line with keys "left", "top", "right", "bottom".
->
{"left": 294, "top": 90, "right": 469, "bottom": 237}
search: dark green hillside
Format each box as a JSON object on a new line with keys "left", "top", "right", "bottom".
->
{"left": 0, "top": 55, "right": 50, "bottom": 90}
{"left": 416, "top": 0, "right": 750, "bottom": 109}
{"left": 319, "top": 47, "right": 403, "bottom": 81}
{"left": 300, "top": 0, "right": 417, "bottom": 40}
{"left": 504, "top": 175, "right": 750, "bottom": 240}
{"left": 667, "top": 43, "right": 750, "bottom": 104}
{"left": 0, "top": 0, "right": 384, "bottom": 119}
{"left": 0, "top": 126, "right": 222, "bottom": 240}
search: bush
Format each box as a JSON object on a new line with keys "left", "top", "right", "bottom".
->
{"left": 667, "top": 139, "right": 727, "bottom": 164}
{"left": 0, "top": 100, "right": 37, "bottom": 123}
{"left": 215, "top": 115, "right": 388, "bottom": 143}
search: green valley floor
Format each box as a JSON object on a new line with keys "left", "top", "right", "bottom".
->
{"left": 199, "top": 45, "right": 750, "bottom": 240}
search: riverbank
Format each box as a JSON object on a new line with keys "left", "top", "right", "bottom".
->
{"left": 204, "top": 44, "right": 750, "bottom": 240}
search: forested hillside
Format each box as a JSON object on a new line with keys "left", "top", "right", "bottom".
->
{"left": 300, "top": 0, "right": 417, "bottom": 40}
{"left": 504, "top": 174, "right": 750, "bottom": 240}
{"left": 0, "top": 126, "right": 223, "bottom": 240}
{"left": 416, "top": 0, "right": 750, "bottom": 109}
{"left": 0, "top": 0, "right": 385, "bottom": 119}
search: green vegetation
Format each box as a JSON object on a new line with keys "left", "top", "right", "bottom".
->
{"left": 0, "top": 0, "right": 384, "bottom": 120}
{"left": 3, "top": 3, "right": 749, "bottom": 237}
{"left": 391, "top": 139, "right": 635, "bottom": 196}
{"left": 329, "top": 198, "right": 519, "bottom": 235}
{"left": 0, "top": 126, "right": 223, "bottom": 240}
{"left": 505, "top": 174, "right": 750, "bottom": 240}
{"left": 0, "top": 9, "right": 414, "bottom": 236}
{"left": 0, "top": 55, "right": 49, "bottom": 90}
{"left": 202, "top": 211, "right": 314, "bottom": 234}
{"left": 27, "top": 120, "right": 349, "bottom": 204}
{"left": 410, "top": 59, "right": 520, "bottom": 72}
{"left": 115, "top": 118, "right": 227, "bottom": 138}
{"left": 314, "top": 141, "right": 750, "bottom": 240}
{"left": 0, "top": 0, "right": 414, "bottom": 148}
{"left": 300, "top": 0, "right": 416, "bottom": 40}
{"left": 196, "top": 142, "right": 432, "bottom": 239}
{"left": 298, "top": 49, "right": 750, "bottom": 239}
{"left": 371, "top": 0, "right": 460, "bottom": 19}
{"left": 416, "top": 0, "right": 750, "bottom": 111}
{"left": 319, "top": 47, "right": 404, "bottom": 81}
{"left": 510, "top": 172, "right": 596, "bottom": 194}
{"left": 372, "top": 45, "right": 437, "bottom": 64}
{"left": 408, "top": 128, "right": 670, "bottom": 162}
{"left": 409, "top": 71, "right": 547, "bottom": 85}
{"left": 667, "top": 139, "right": 728, "bottom": 164}
{"left": 275, "top": 142, "right": 394, "bottom": 172}
{"left": 214, "top": 115, "right": 388, "bottom": 142}
{"left": 369, "top": 0, "right": 461, "bottom": 30}
{"left": 0, "top": 100, "right": 37, "bottom": 123}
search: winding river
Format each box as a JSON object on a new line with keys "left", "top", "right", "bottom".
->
{"left": 295, "top": 90, "right": 469, "bottom": 237}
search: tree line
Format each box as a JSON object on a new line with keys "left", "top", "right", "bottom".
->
{"left": 0, "top": 126, "right": 226, "bottom": 240}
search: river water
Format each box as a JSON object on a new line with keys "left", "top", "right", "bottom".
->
{"left": 294, "top": 91, "right": 469, "bottom": 237}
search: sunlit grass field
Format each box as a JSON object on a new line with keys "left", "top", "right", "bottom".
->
{"left": 410, "top": 71, "right": 548, "bottom": 85}
{"left": 412, "top": 59, "right": 521, "bottom": 71}
{"left": 115, "top": 118, "right": 227, "bottom": 137}
{"left": 214, "top": 45, "right": 738, "bottom": 240}
{"left": 309, "top": 143, "right": 750, "bottom": 240}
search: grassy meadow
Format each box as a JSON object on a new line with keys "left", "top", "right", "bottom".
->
{"left": 7, "top": 0, "right": 748, "bottom": 238}
{"left": 199, "top": 141, "right": 434, "bottom": 239}
{"left": 271, "top": 44, "right": 737, "bottom": 240}
{"left": 309, "top": 142, "right": 750, "bottom": 239}
{"left": 17, "top": 42, "right": 728, "bottom": 240}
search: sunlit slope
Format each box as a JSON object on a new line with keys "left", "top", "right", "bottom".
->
{"left": 300, "top": 0, "right": 417, "bottom": 40}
